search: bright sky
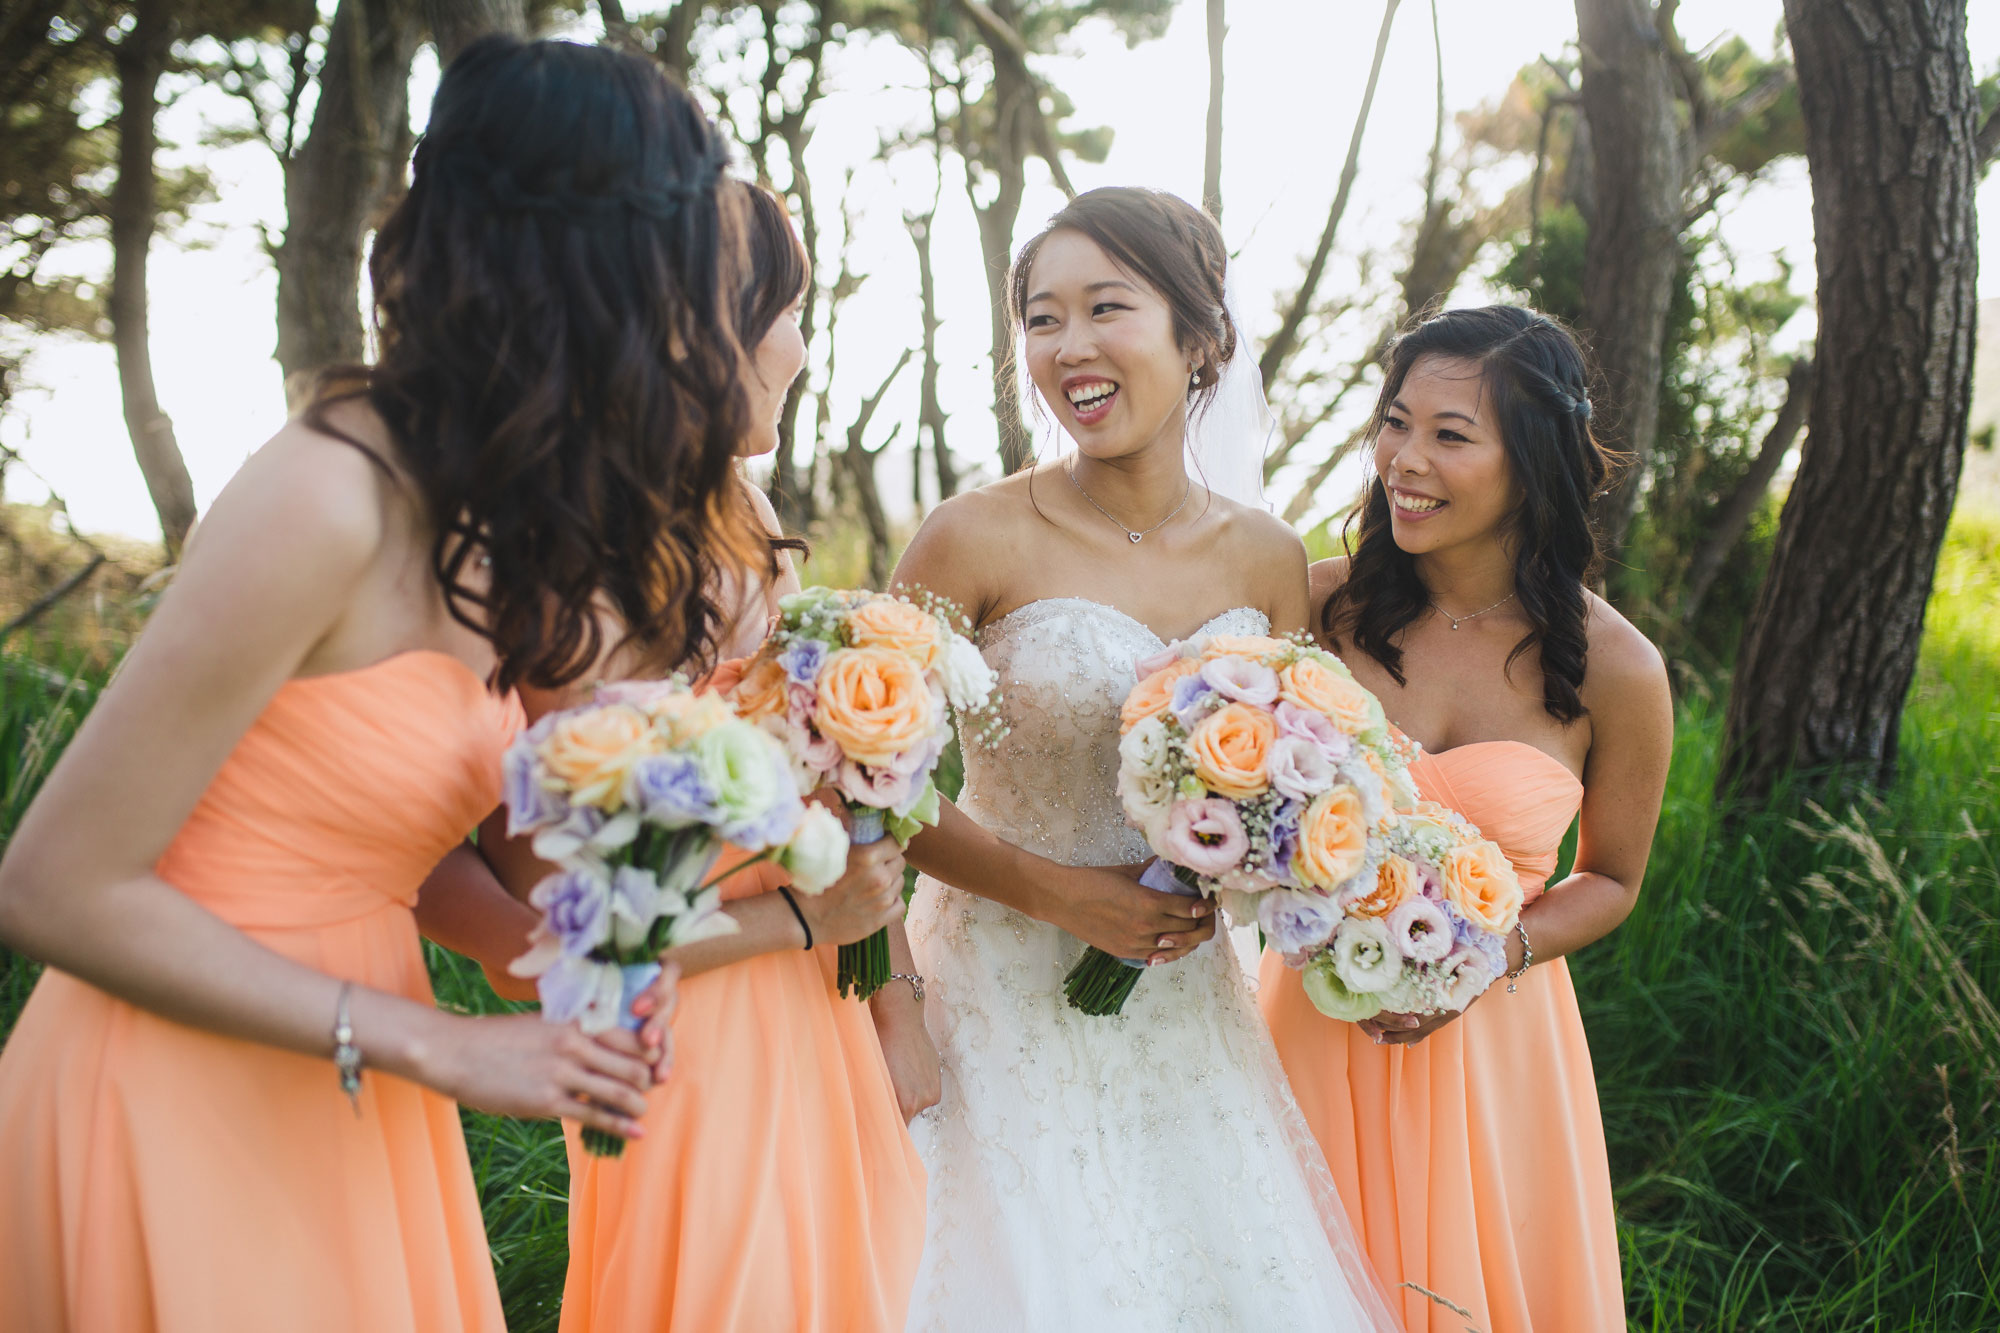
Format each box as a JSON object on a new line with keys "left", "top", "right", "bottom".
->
{"left": 5, "top": 0, "right": 1998, "bottom": 541}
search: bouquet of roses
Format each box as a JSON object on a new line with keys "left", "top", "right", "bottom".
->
{"left": 503, "top": 678, "right": 850, "bottom": 1154}
{"left": 1296, "top": 796, "right": 1522, "bottom": 1024}
{"left": 728, "top": 586, "right": 1002, "bottom": 1000}
{"left": 1078, "top": 633, "right": 1418, "bottom": 1016}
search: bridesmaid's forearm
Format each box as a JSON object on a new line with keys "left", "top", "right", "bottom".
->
{"left": 413, "top": 843, "right": 540, "bottom": 1000}
{"left": 662, "top": 890, "right": 808, "bottom": 979}
{"left": 1514, "top": 871, "right": 1638, "bottom": 968}
{"left": 0, "top": 866, "right": 455, "bottom": 1080}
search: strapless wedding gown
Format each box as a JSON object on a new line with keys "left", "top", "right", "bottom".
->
{"left": 904, "top": 599, "right": 1398, "bottom": 1332}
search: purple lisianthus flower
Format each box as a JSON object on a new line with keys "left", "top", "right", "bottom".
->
{"left": 1269, "top": 735, "right": 1337, "bottom": 803}
{"left": 1162, "top": 798, "right": 1249, "bottom": 876}
{"left": 503, "top": 742, "right": 570, "bottom": 836}
{"left": 529, "top": 867, "right": 614, "bottom": 957}
{"left": 627, "top": 752, "right": 719, "bottom": 828}
{"left": 1267, "top": 800, "right": 1302, "bottom": 880}
{"left": 1387, "top": 894, "right": 1454, "bottom": 964}
{"left": 1171, "top": 674, "right": 1222, "bottom": 727}
{"left": 1258, "top": 887, "right": 1343, "bottom": 960}
{"left": 536, "top": 953, "right": 625, "bottom": 1032}
{"left": 1274, "top": 701, "right": 1355, "bottom": 764}
{"left": 1201, "top": 656, "right": 1281, "bottom": 707}
{"left": 780, "top": 639, "right": 827, "bottom": 686}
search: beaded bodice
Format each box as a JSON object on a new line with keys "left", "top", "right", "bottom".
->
{"left": 957, "top": 597, "right": 1269, "bottom": 868}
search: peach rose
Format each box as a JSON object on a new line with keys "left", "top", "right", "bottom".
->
{"left": 1120, "top": 658, "right": 1203, "bottom": 734}
{"left": 649, "top": 690, "right": 735, "bottom": 747}
{"left": 1202, "top": 634, "right": 1290, "bottom": 661}
{"left": 541, "top": 704, "right": 656, "bottom": 809}
{"left": 847, "top": 598, "right": 942, "bottom": 670}
{"left": 1279, "top": 658, "right": 1378, "bottom": 735}
{"left": 1442, "top": 839, "right": 1523, "bottom": 935}
{"left": 730, "top": 653, "right": 791, "bottom": 722}
{"left": 1294, "top": 784, "right": 1368, "bottom": 892}
{"left": 1187, "top": 702, "right": 1277, "bottom": 800}
{"left": 1348, "top": 854, "right": 1420, "bottom": 918}
{"left": 813, "top": 646, "right": 936, "bottom": 767}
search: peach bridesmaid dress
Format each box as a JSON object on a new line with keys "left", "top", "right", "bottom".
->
{"left": 1260, "top": 741, "right": 1622, "bottom": 1332}
{"left": 557, "top": 848, "right": 928, "bottom": 1332}
{"left": 0, "top": 651, "right": 520, "bottom": 1333}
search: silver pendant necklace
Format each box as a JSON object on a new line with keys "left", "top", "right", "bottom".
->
{"left": 1066, "top": 463, "right": 1191, "bottom": 544}
{"left": 1432, "top": 591, "right": 1516, "bottom": 629}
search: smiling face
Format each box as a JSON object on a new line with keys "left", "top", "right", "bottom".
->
{"left": 1021, "top": 228, "right": 1196, "bottom": 463}
{"left": 1372, "top": 353, "right": 1522, "bottom": 556}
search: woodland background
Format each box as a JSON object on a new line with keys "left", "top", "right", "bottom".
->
{"left": 2, "top": 1, "right": 1999, "bottom": 1328}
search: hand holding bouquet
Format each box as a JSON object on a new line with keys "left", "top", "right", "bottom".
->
{"left": 502, "top": 679, "right": 849, "bottom": 1154}
{"left": 1297, "top": 798, "right": 1521, "bottom": 1025}
{"left": 729, "top": 587, "right": 1002, "bottom": 999}
{"left": 1078, "top": 633, "right": 1417, "bottom": 1015}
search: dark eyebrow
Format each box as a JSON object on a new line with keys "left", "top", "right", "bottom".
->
{"left": 1025, "top": 279, "right": 1142, "bottom": 305}
{"left": 1389, "top": 397, "right": 1477, "bottom": 425}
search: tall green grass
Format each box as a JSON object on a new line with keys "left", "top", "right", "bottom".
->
{"left": 0, "top": 518, "right": 1995, "bottom": 1330}
{"left": 1587, "top": 512, "right": 2000, "bottom": 1331}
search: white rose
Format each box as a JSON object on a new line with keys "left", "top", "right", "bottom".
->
{"left": 1331, "top": 916, "right": 1404, "bottom": 995}
{"left": 781, "top": 803, "right": 851, "bottom": 895}
{"left": 938, "top": 634, "right": 999, "bottom": 710}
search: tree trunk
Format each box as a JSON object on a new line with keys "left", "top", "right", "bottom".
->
{"left": 1573, "top": 0, "right": 1685, "bottom": 562}
{"left": 1677, "top": 355, "right": 1812, "bottom": 625}
{"left": 912, "top": 208, "right": 957, "bottom": 501}
{"left": 110, "top": 0, "right": 197, "bottom": 554}
{"left": 273, "top": 0, "right": 420, "bottom": 388}
{"left": 958, "top": 0, "right": 1034, "bottom": 475}
{"left": 1202, "top": 0, "right": 1224, "bottom": 221}
{"left": 425, "top": 0, "right": 526, "bottom": 65}
{"left": 1720, "top": 0, "right": 1979, "bottom": 803}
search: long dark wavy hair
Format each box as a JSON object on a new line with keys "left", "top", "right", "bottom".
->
{"left": 1322, "top": 305, "right": 1616, "bottom": 723}
{"left": 310, "top": 35, "right": 769, "bottom": 691}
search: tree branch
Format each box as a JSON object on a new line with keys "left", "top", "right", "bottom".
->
{"left": 951, "top": 0, "right": 1077, "bottom": 198}
{"left": 853, "top": 350, "right": 915, "bottom": 456}
{"left": 1977, "top": 105, "right": 2000, "bottom": 171}
{"left": 1257, "top": 0, "right": 1400, "bottom": 391}
{"left": 0, "top": 553, "right": 107, "bottom": 647}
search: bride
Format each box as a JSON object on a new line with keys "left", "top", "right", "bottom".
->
{"left": 887, "top": 187, "right": 1399, "bottom": 1331}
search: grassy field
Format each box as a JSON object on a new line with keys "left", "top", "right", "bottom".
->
{"left": 0, "top": 516, "right": 1995, "bottom": 1331}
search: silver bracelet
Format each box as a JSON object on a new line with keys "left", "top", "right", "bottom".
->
{"left": 332, "top": 981, "right": 363, "bottom": 1115}
{"left": 883, "top": 972, "right": 926, "bottom": 1004}
{"left": 1505, "top": 919, "right": 1534, "bottom": 994}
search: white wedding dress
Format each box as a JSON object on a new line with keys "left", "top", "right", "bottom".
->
{"left": 904, "top": 598, "right": 1399, "bottom": 1333}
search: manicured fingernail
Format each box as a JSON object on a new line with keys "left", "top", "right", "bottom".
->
{"left": 632, "top": 997, "right": 654, "bottom": 1016}
{"left": 1157, "top": 936, "right": 1174, "bottom": 948}
{"left": 626, "top": 1124, "right": 645, "bottom": 1139}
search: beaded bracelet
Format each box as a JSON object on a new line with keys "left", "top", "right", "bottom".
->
{"left": 1505, "top": 918, "right": 1534, "bottom": 994}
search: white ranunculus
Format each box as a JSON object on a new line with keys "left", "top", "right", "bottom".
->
{"left": 938, "top": 634, "right": 999, "bottom": 710}
{"left": 1331, "top": 916, "right": 1405, "bottom": 994}
{"left": 781, "top": 803, "right": 851, "bottom": 895}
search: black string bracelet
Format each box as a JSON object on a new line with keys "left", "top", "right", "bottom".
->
{"left": 775, "top": 886, "right": 813, "bottom": 952}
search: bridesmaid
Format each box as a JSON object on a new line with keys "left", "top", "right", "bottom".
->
{"left": 1259, "top": 306, "right": 1673, "bottom": 1332}
{"left": 487, "top": 184, "right": 930, "bottom": 1333}
{"left": 0, "top": 37, "right": 764, "bottom": 1333}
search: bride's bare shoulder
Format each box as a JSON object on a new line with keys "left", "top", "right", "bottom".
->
{"left": 892, "top": 471, "right": 1043, "bottom": 612}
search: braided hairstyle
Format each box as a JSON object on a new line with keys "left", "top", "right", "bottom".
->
{"left": 311, "top": 36, "right": 767, "bottom": 691}
{"left": 1322, "top": 305, "right": 1617, "bottom": 723}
